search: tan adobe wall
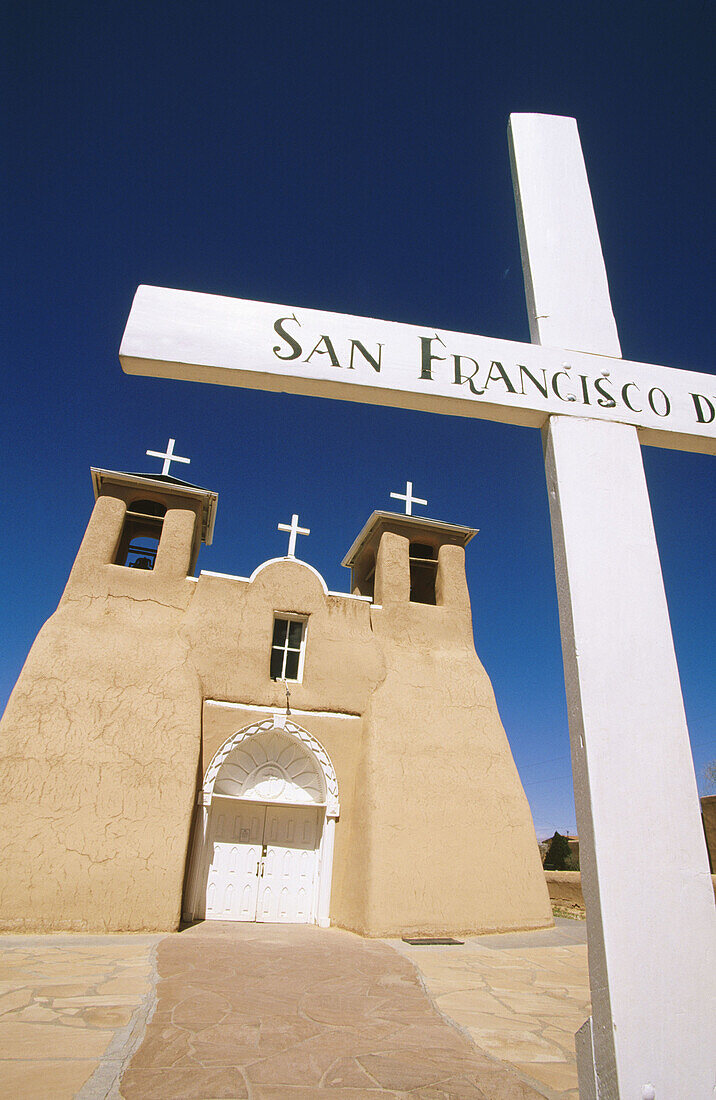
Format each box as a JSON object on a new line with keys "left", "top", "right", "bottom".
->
{"left": 545, "top": 871, "right": 586, "bottom": 912}
{"left": 184, "top": 560, "right": 383, "bottom": 719}
{"left": 545, "top": 871, "right": 716, "bottom": 912}
{"left": 0, "top": 496, "right": 201, "bottom": 932}
{"left": 0, "top": 491, "right": 552, "bottom": 935}
{"left": 346, "top": 533, "right": 551, "bottom": 936}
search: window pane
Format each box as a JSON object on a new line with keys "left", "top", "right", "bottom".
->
{"left": 272, "top": 618, "right": 288, "bottom": 646}
{"left": 270, "top": 648, "right": 284, "bottom": 679}
{"left": 284, "top": 649, "right": 300, "bottom": 680}
{"left": 288, "top": 620, "right": 304, "bottom": 648}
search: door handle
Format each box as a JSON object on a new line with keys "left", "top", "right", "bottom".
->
{"left": 260, "top": 863, "right": 265, "bottom": 877}
{"left": 255, "top": 862, "right": 260, "bottom": 876}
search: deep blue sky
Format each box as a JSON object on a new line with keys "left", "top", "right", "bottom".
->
{"left": 2, "top": 2, "right": 714, "bottom": 836}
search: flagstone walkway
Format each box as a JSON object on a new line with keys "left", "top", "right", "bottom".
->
{"left": 0, "top": 934, "right": 159, "bottom": 1099}
{"left": 393, "top": 920, "right": 589, "bottom": 1100}
{"left": 0, "top": 920, "right": 589, "bottom": 1099}
{"left": 119, "top": 922, "right": 543, "bottom": 1099}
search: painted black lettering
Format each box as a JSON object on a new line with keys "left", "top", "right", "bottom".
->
{"left": 420, "top": 335, "right": 446, "bottom": 380}
{"left": 551, "top": 370, "right": 576, "bottom": 402}
{"left": 621, "top": 382, "right": 642, "bottom": 413}
{"left": 484, "top": 361, "right": 516, "bottom": 393}
{"left": 594, "top": 377, "right": 616, "bottom": 408}
{"left": 518, "top": 364, "right": 548, "bottom": 399}
{"left": 305, "top": 334, "right": 341, "bottom": 367}
{"left": 453, "top": 355, "right": 484, "bottom": 395}
{"left": 691, "top": 393, "right": 715, "bottom": 424}
{"left": 647, "top": 387, "right": 671, "bottom": 417}
{"left": 579, "top": 374, "right": 591, "bottom": 405}
{"left": 348, "top": 340, "right": 383, "bottom": 372}
{"left": 272, "top": 314, "right": 302, "bottom": 360}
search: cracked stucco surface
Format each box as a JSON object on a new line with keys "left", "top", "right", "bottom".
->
{"left": 0, "top": 496, "right": 551, "bottom": 935}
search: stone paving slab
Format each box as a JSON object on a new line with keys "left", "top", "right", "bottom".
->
{"left": 392, "top": 919, "right": 589, "bottom": 1100}
{"left": 119, "top": 922, "right": 544, "bottom": 1099}
{"left": 0, "top": 934, "right": 159, "bottom": 1100}
{"left": 0, "top": 921, "right": 588, "bottom": 1099}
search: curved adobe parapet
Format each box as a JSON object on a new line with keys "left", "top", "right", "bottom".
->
{"left": 248, "top": 557, "right": 329, "bottom": 594}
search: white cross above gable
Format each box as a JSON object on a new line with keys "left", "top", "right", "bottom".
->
{"left": 278, "top": 513, "right": 310, "bottom": 558}
{"left": 120, "top": 114, "right": 715, "bottom": 1097}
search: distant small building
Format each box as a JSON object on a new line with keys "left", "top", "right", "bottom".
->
{"left": 0, "top": 462, "right": 552, "bottom": 936}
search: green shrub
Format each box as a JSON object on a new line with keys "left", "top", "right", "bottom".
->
{"left": 543, "top": 831, "right": 572, "bottom": 871}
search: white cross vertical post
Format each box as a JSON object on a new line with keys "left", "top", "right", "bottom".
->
{"left": 146, "top": 437, "right": 191, "bottom": 476}
{"left": 278, "top": 513, "right": 310, "bottom": 558}
{"left": 390, "top": 481, "right": 428, "bottom": 516}
{"left": 509, "top": 114, "right": 715, "bottom": 1099}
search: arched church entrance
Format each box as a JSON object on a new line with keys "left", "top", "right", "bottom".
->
{"left": 183, "top": 717, "right": 339, "bottom": 926}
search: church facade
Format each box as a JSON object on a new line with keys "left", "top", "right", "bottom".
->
{"left": 0, "top": 462, "right": 551, "bottom": 935}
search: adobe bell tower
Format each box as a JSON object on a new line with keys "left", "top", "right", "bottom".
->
{"left": 343, "top": 510, "right": 475, "bottom": 612}
{"left": 0, "top": 443, "right": 218, "bottom": 933}
{"left": 63, "top": 464, "right": 217, "bottom": 596}
{"left": 338, "top": 484, "right": 551, "bottom": 937}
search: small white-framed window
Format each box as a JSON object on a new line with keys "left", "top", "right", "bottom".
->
{"left": 270, "top": 615, "right": 307, "bottom": 682}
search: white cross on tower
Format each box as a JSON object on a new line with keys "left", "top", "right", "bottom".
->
{"left": 389, "top": 479, "right": 428, "bottom": 517}
{"left": 120, "top": 114, "right": 715, "bottom": 1098}
{"left": 389, "top": 480, "right": 427, "bottom": 516}
{"left": 145, "top": 437, "right": 191, "bottom": 476}
{"left": 277, "top": 513, "right": 310, "bottom": 558}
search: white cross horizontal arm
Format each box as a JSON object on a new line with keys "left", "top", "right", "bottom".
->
{"left": 511, "top": 112, "right": 716, "bottom": 1099}
{"left": 120, "top": 284, "right": 715, "bottom": 456}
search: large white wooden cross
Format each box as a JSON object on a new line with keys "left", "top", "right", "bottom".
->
{"left": 119, "top": 114, "right": 715, "bottom": 1098}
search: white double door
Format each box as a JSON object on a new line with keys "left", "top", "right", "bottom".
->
{"left": 205, "top": 798, "right": 322, "bottom": 923}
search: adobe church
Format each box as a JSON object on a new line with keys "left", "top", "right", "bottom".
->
{"left": 0, "top": 445, "right": 551, "bottom": 935}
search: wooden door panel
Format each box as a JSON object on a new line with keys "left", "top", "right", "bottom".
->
{"left": 205, "top": 802, "right": 266, "bottom": 921}
{"left": 258, "top": 805, "right": 321, "bottom": 923}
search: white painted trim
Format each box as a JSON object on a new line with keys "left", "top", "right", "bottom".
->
{"left": 317, "top": 817, "right": 336, "bottom": 927}
{"left": 341, "top": 510, "right": 476, "bottom": 568}
{"left": 248, "top": 556, "right": 329, "bottom": 593}
{"left": 182, "top": 803, "right": 209, "bottom": 922}
{"left": 202, "top": 717, "right": 340, "bottom": 816}
{"left": 186, "top": 717, "right": 340, "bottom": 925}
{"left": 199, "top": 569, "right": 367, "bottom": 602}
{"left": 212, "top": 791, "right": 327, "bottom": 809}
{"left": 204, "top": 699, "right": 361, "bottom": 720}
{"left": 199, "top": 569, "right": 250, "bottom": 582}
